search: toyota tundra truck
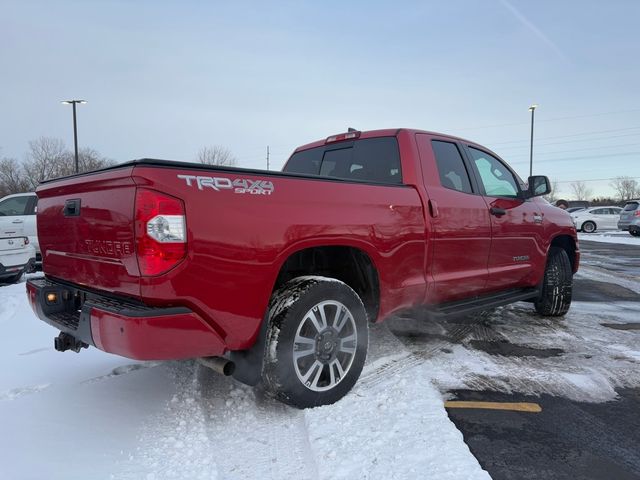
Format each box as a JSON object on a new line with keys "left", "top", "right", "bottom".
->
{"left": 27, "top": 128, "right": 578, "bottom": 408}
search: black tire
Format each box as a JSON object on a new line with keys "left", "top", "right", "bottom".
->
{"left": 630, "top": 230, "right": 640, "bottom": 237}
{"left": 534, "top": 247, "right": 572, "bottom": 316}
{"left": 262, "top": 276, "right": 368, "bottom": 409}
{"left": 581, "top": 221, "right": 596, "bottom": 233}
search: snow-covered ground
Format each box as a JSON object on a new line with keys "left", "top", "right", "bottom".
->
{"left": 2, "top": 266, "right": 639, "bottom": 479}
{"left": 0, "top": 276, "right": 489, "bottom": 480}
{"left": 578, "top": 230, "right": 640, "bottom": 245}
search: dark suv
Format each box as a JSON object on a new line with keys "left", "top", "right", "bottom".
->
{"left": 618, "top": 200, "right": 640, "bottom": 236}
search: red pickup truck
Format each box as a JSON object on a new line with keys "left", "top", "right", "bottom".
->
{"left": 27, "top": 128, "right": 578, "bottom": 408}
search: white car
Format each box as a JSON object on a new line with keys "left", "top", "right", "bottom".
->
{"left": 571, "top": 206, "right": 623, "bottom": 233}
{"left": 0, "top": 223, "right": 36, "bottom": 283}
{"left": 0, "top": 193, "right": 39, "bottom": 261}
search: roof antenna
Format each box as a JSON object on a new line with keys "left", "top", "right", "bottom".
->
{"left": 347, "top": 127, "right": 358, "bottom": 132}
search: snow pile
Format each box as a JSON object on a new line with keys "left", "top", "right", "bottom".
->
{"left": 578, "top": 231, "right": 640, "bottom": 245}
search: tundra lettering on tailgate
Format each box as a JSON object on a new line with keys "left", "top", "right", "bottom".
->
{"left": 177, "top": 174, "right": 274, "bottom": 195}
{"left": 85, "top": 239, "right": 133, "bottom": 257}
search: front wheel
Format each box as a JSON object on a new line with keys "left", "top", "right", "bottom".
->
{"left": 262, "top": 276, "right": 368, "bottom": 408}
{"left": 582, "top": 221, "right": 596, "bottom": 233}
{"left": 630, "top": 230, "right": 640, "bottom": 237}
{"left": 534, "top": 247, "right": 573, "bottom": 316}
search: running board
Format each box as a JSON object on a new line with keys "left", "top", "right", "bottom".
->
{"left": 430, "top": 287, "right": 539, "bottom": 319}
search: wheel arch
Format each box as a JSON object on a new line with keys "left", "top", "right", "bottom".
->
{"left": 273, "top": 245, "right": 380, "bottom": 322}
{"left": 550, "top": 234, "right": 577, "bottom": 272}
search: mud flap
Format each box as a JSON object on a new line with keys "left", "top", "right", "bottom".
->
{"left": 229, "top": 313, "right": 269, "bottom": 386}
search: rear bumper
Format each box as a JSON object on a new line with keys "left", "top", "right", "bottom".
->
{"left": 618, "top": 221, "right": 630, "bottom": 230}
{"left": 26, "top": 277, "right": 226, "bottom": 361}
{"left": 0, "top": 256, "right": 35, "bottom": 278}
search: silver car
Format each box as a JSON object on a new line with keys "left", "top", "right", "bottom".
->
{"left": 618, "top": 199, "right": 640, "bottom": 236}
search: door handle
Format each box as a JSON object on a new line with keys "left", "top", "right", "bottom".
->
{"left": 490, "top": 207, "right": 507, "bottom": 217}
{"left": 428, "top": 199, "right": 439, "bottom": 218}
{"left": 12, "top": 219, "right": 23, "bottom": 224}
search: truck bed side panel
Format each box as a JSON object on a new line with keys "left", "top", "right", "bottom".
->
{"left": 132, "top": 165, "right": 427, "bottom": 350}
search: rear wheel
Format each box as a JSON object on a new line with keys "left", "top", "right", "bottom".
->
{"left": 581, "top": 221, "right": 596, "bottom": 233}
{"left": 534, "top": 247, "right": 573, "bottom": 316}
{"left": 262, "top": 276, "right": 368, "bottom": 408}
{"left": 630, "top": 230, "right": 640, "bottom": 237}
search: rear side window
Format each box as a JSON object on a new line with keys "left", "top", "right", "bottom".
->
{"left": 431, "top": 141, "right": 473, "bottom": 194}
{"left": 0, "top": 196, "right": 29, "bottom": 216}
{"left": 284, "top": 137, "right": 402, "bottom": 184}
{"left": 623, "top": 202, "right": 639, "bottom": 211}
{"left": 283, "top": 148, "right": 323, "bottom": 175}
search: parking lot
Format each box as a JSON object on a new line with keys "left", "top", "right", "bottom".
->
{"left": 395, "top": 238, "right": 640, "bottom": 479}
{"left": 1, "top": 236, "right": 639, "bottom": 479}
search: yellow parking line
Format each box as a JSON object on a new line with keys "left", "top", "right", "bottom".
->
{"left": 444, "top": 401, "right": 542, "bottom": 413}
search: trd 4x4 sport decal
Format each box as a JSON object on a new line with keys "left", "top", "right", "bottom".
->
{"left": 177, "top": 175, "right": 274, "bottom": 195}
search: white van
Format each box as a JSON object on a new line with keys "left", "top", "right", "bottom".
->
{"left": 0, "top": 222, "right": 36, "bottom": 283}
{"left": 0, "top": 193, "right": 39, "bottom": 262}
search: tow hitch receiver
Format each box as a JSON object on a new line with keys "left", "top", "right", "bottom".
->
{"left": 54, "top": 332, "right": 89, "bottom": 353}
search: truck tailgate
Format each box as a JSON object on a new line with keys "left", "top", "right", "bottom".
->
{"left": 36, "top": 166, "right": 141, "bottom": 298}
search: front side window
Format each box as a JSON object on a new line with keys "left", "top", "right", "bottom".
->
{"left": 468, "top": 147, "right": 519, "bottom": 198}
{"left": 431, "top": 141, "right": 473, "bottom": 194}
{"left": 0, "top": 196, "right": 29, "bottom": 216}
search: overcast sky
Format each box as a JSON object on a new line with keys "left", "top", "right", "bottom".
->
{"left": 2, "top": 0, "right": 639, "bottom": 198}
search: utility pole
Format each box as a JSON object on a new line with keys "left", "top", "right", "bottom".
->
{"left": 266, "top": 145, "right": 270, "bottom": 171}
{"left": 528, "top": 104, "right": 538, "bottom": 177}
{"left": 61, "top": 99, "right": 87, "bottom": 173}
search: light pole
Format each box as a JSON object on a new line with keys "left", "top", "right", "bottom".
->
{"left": 528, "top": 104, "right": 537, "bottom": 177}
{"left": 61, "top": 100, "right": 87, "bottom": 173}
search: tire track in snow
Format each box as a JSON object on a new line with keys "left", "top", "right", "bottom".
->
{"left": 0, "top": 383, "right": 51, "bottom": 401}
{"left": 195, "top": 365, "right": 319, "bottom": 480}
{"left": 118, "top": 362, "right": 220, "bottom": 480}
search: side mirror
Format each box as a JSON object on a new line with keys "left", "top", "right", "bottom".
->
{"left": 525, "top": 175, "right": 551, "bottom": 198}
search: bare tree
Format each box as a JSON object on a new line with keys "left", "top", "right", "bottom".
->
{"left": 610, "top": 176, "right": 639, "bottom": 201}
{"left": 22, "top": 137, "right": 69, "bottom": 189}
{"left": 57, "top": 147, "right": 115, "bottom": 177}
{"left": 196, "top": 146, "right": 237, "bottom": 167}
{"left": 0, "top": 157, "right": 31, "bottom": 196}
{"left": 543, "top": 180, "right": 560, "bottom": 204}
{"left": 570, "top": 181, "right": 593, "bottom": 201}
{"left": 0, "top": 138, "right": 115, "bottom": 193}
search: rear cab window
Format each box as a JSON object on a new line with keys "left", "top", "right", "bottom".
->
{"left": 284, "top": 137, "right": 402, "bottom": 184}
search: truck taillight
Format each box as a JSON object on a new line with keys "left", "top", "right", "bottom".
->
{"left": 135, "top": 188, "right": 187, "bottom": 276}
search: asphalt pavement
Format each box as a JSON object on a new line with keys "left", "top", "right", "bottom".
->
{"left": 447, "top": 240, "right": 640, "bottom": 480}
{"left": 393, "top": 239, "right": 640, "bottom": 480}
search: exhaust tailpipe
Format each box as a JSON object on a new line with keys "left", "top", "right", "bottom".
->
{"left": 198, "top": 356, "right": 235, "bottom": 376}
